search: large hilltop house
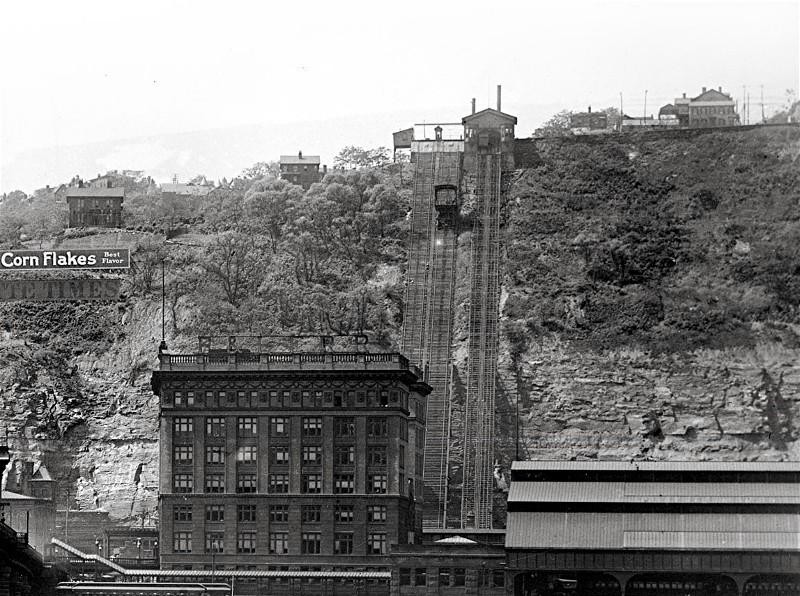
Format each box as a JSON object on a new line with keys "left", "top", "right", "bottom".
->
{"left": 665, "top": 86, "right": 740, "bottom": 128}
{"left": 66, "top": 186, "right": 125, "bottom": 228}
{"left": 279, "top": 151, "right": 324, "bottom": 189}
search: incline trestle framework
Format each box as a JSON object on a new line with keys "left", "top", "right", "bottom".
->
{"left": 400, "top": 102, "right": 516, "bottom": 529}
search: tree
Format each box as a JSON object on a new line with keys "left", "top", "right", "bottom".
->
{"left": 201, "top": 231, "right": 264, "bottom": 308}
{"left": 243, "top": 178, "right": 303, "bottom": 253}
{"left": 241, "top": 161, "right": 280, "bottom": 180}
{"left": 333, "top": 146, "right": 390, "bottom": 170}
{"left": 534, "top": 110, "right": 574, "bottom": 137}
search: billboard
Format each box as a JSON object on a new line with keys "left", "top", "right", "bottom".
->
{"left": 0, "top": 279, "right": 121, "bottom": 301}
{"left": 0, "top": 249, "right": 130, "bottom": 271}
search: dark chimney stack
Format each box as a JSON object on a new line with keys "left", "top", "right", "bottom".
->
{"left": 298, "top": 150, "right": 303, "bottom": 159}
{"left": 588, "top": 106, "right": 592, "bottom": 113}
{"left": 702, "top": 86, "right": 707, "bottom": 93}
{"left": 718, "top": 86, "right": 722, "bottom": 92}
{"left": 683, "top": 93, "right": 686, "bottom": 98}
{"left": 497, "top": 85, "right": 502, "bottom": 112}
{"left": 471, "top": 98, "right": 476, "bottom": 114}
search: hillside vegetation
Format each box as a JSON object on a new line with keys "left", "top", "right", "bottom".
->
{"left": 1, "top": 127, "right": 799, "bottom": 530}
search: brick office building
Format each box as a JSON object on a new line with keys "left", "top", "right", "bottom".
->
{"left": 151, "top": 345, "right": 430, "bottom": 584}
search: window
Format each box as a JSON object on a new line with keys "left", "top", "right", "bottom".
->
{"left": 269, "top": 532, "right": 288, "bottom": 554}
{"left": 205, "top": 532, "right": 224, "bottom": 553}
{"left": 399, "top": 419, "right": 408, "bottom": 441}
{"left": 333, "top": 473, "right": 354, "bottom": 494}
{"left": 415, "top": 568, "right": 427, "bottom": 587}
{"left": 301, "top": 505, "right": 321, "bottom": 523}
{"left": 204, "top": 474, "right": 224, "bottom": 493}
{"left": 439, "top": 568, "right": 451, "bottom": 587}
{"left": 205, "top": 505, "right": 224, "bottom": 522}
{"left": 186, "top": 391, "right": 195, "bottom": 406}
{"left": 453, "top": 568, "right": 466, "bottom": 587}
{"left": 237, "top": 473, "right": 257, "bottom": 493}
{"left": 269, "top": 504, "right": 289, "bottom": 522}
{"left": 173, "top": 473, "right": 192, "bottom": 493}
{"left": 238, "top": 417, "right": 257, "bottom": 437}
{"left": 399, "top": 568, "right": 411, "bottom": 586}
{"left": 270, "top": 446, "right": 290, "bottom": 466}
{"left": 302, "top": 473, "right": 322, "bottom": 493}
{"left": 173, "top": 531, "right": 192, "bottom": 553}
{"left": 174, "top": 391, "right": 183, "bottom": 406}
{"left": 206, "top": 417, "right": 225, "bottom": 437}
{"left": 206, "top": 445, "right": 225, "bottom": 465}
{"left": 334, "top": 504, "right": 354, "bottom": 522}
{"left": 237, "top": 504, "right": 257, "bottom": 522}
{"left": 173, "top": 505, "right": 192, "bottom": 521}
{"left": 302, "top": 417, "right": 323, "bottom": 437}
{"left": 368, "top": 473, "right": 387, "bottom": 494}
{"left": 399, "top": 444, "right": 406, "bottom": 470}
{"left": 367, "top": 417, "right": 387, "bottom": 437}
{"left": 367, "top": 445, "right": 387, "bottom": 466}
{"left": 237, "top": 445, "right": 257, "bottom": 463}
{"left": 302, "top": 445, "right": 322, "bottom": 465}
{"left": 237, "top": 531, "right": 257, "bottom": 554}
{"left": 301, "top": 532, "right": 321, "bottom": 554}
{"left": 335, "top": 445, "right": 354, "bottom": 465}
{"left": 173, "top": 445, "right": 193, "bottom": 465}
{"left": 173, "top": 417, "right": 193, "bottom": 433}
{"left": 334, "top": 532, "right": 353, "bottom": 554}
{"left": 270, "top": 417, "right": 289, "bottom": 436}
{"left": 379, "top": 390, "right": 389, "bottom": 406}
{"left": 367, "top": 505, "right": 387, "bottom": 522}
{"left": 268, "top": 473, "right": 289, "bottom": 493}
{"left": 335, "top": 417, "right": 355, "bottom": 437}
{"left": 367, "top": 532, "right": 386, "bottom": 555}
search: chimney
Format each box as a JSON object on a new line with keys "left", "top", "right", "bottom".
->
{"left": 497, "top": 85, "right": 502, "bottom": 112}
{"left": 718, "top": 86, "right": 722, "bottom": 92}
{"left": 471, "top": 98, "right": 476, "bottom": 114}
{"left": 682, "top": 93, "right": 686, "bottom": 98}
{"left": 298, "top": 150, "right": 303, "bottom": 159}
{"left": 588, "top": 106, "right": 592, "bottom": 113}
{"left": 702, "top": 86, "right": 707, "bottom": 93}
{"left": 323, "top": 165, "right": 328, "bottom": 175}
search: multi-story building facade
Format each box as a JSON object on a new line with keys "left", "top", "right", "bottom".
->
{"left": 151, "top": 347, "right": 430, "bottom": 575}
{"left": 65, "top": 187, "right": 124, "bottom": 228}
{"left": 687, "top": 86, "right": 740, "bottom": 128}
{"left": 279, "top": 152, "right": 323, "bottom": 189}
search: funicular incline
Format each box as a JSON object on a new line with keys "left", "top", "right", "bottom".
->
{"left": 401, "top": 132, "right": 462, "bottom": 529}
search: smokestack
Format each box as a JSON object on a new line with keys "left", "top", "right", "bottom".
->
{"left": 471, "top": 98, "right": 476, "bottom": 114}
{"left": 497, "top": 85, "right": 502, "bottom": 111}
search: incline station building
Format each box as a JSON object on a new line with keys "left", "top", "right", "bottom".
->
{"left": 506, "top": 461, "right": 800, "bottom": 596}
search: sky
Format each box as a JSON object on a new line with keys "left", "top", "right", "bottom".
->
{"left": 1, "top": 0, "right": 798, "bottom": 192}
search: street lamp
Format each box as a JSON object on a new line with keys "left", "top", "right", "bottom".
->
{"left": 137, "top": 537, "right": 142, "bottom": 561}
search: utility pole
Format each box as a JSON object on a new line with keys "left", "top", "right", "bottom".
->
{"left": 747, "top": 93, "right": 751, "bottom": 125}
{"left": 761, "top": 85, "right": 765, "bottom": 123}
{"left": 742, "top": 85, "right": 747, "bottom": 124}
{"left": 619, "top": 92, "right": 624, "bottom": 132}
{"left": 644, "top": 89, "right": 648, "bottom": 122}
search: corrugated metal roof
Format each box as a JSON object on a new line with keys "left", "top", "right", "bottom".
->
{"left": 508, "top": 482, "right": 800, "bottom": 504}
{"left": 66, "top": 188, "right": 125, "bottom": 198}
{"left": 506, "top": 512, "right": 800, "bottom": 550}
{"left": 123, "top": 569, "right": 391, "bottom": 578}
{"left": 512, "top": 460, "right": 799, "bottom": 472}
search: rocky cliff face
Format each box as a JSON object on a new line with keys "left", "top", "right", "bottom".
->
{"left": 1, "top": 125, "right": 798, "bottom": 532}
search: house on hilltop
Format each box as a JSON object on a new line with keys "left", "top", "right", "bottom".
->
{"left": 279, "top": 151, "right": 324, "bottom": 189}
{"left": 660, "top": 86, "right": 740, "bottom": 128}
{"left": 66, "top": 187, "right": 124, "bottom": 228}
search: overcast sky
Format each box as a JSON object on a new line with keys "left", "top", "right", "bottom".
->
{"left": 1, "top": 0, "right": 798, "bottom": 192}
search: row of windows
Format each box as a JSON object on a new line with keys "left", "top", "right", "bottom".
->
{"left": 174, "top": 416, "right": 392, "bottom": 438}
{"left": 169, "top": 388, "right": 409, "bottom": 410}
{"left": 173, "top": 531, "right": 386, "bottom": 555}
{"left": 398, "top": 568, "right": 505, "bottom": 588}
{"left": 173, "top": 444, "right": 395, "bottom": 467}
{"left": 172, "top": 472, "right": 394, "bottom": 494}
{"left": 174, "top": 503, "right": 388, "bottom": 523}
{"left": 690, "top": 105, "right": 735, "bottom": 115}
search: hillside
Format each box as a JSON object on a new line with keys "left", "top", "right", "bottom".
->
{"left": 1, "top": 125, "right": 799, "bottom": 532}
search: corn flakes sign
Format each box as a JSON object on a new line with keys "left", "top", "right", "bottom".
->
{"left": 0, "top": 249, "right": 129, "bottom": 270}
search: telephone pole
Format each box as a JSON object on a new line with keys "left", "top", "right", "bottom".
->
{"left": 760, "top": 85, "right": 765, "bottom": 123}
